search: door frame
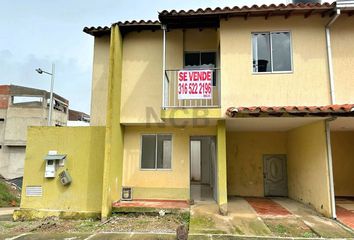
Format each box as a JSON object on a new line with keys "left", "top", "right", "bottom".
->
{"left": 189, "top": 136, "right": 217, "bottom": 201}
{"left": 263, "top": 154, "right": 288, "bottom": 197}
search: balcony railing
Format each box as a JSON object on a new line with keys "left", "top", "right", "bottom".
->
{"left": 163, "top": 68, "right": 221, "bottom": 109}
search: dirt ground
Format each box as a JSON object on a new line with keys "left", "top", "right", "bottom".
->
{"left": 0, "top": 212, "right": 189, "bottom": 236}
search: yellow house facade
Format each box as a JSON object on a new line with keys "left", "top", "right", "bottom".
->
{"left": 17, "top": 1, "right": 354, "bottom": 220}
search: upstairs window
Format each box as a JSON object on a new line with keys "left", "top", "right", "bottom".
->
{"left": 141, "top": 134, "right": 172, "bottom": 170}
{"left": 252, "top": 32, "right": 292, "bottom": 73}
{"left": 184, "top": 51, "right": 217, "bottom": 86}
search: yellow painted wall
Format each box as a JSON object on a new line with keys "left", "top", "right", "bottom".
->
{"left": 331, "top": 16, "right": 354, "bottom": 104}
{"left": 119, "top": 28, "right": 220, "bottom": 123}
{"left": 20, "top": 127, "right": 105, "bottom": 212}
{"left": 101, "top": 25, "right": 125, "bottom": 218}
{"left": 90, "top": 35, "right": 110, "bottom": 126}
{"left": 226, "top": 131, "right": 287, "bottom": 197}
{"left": 217, "top": 120, "right": 227, "bottom": 208}
{"left": 166, "top": 29, "right": 183, "bottom": 70}
{"left": 220, "top": 16, "right": 330, "bottom": 114}
{"left": 331, "top": 131, "right": 354, "bottom": 197}
{"left": 287, "top": 121, "right": 332, "bottom": 217}
{"left": 120, "top": 30, "right": 163, "bottom": 124}
{"left": 184, "top": 28, "right": 218, "bottom": 51}
{"left": 122, "top": 125, "right": 216, "bottom": 200}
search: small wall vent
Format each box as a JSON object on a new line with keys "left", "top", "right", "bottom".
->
{"left": 121, "top": 187, "right": 132, "bottom": 201}
{"left": 26, "top": 186, "right": 42, "bottom": 197}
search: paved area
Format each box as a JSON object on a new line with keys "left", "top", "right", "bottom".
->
{"left": 245, "top": 197, "right": 291, "bottom": 216}
{"left": 189, "top": 197, "right": 354, "bottom": 238}
{"left": 0, "top": 208, "right": 17, "bottom": 221}
{"left": 113, "top": 200, "right": 189, "bottom": 209}
{"left": 0, "top": 232, "right": 176, "bottom": 240}
{"left": 336, "top": 197, "right": 354, "bottom": 229}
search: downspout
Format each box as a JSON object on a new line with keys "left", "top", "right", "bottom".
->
{"left": 325, "top": 9, "right": 341, "bottom": 105}
{"left": 162, "top": 24, "right": 167, "bottom": 109}
{"left": 325, "top": 117, "right": 337, "bottom": 219}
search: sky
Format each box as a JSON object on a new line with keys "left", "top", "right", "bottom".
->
{"left": 0, "top": 0, "right": 293, "bottom": 114}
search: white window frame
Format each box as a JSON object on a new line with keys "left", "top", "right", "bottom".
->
{"left": 140, "top": 134, "right": 173, "bottom": 171}
{"left": 251, "top": 31, "right": 293, "bottom": 74}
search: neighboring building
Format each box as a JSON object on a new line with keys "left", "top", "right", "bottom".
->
{"left": 17, "top": 0, "right": 354, "bottom": 221}
{"left": 67, "top": 109, "right": 90, "bottom": 126}
{"left": 0, "top": 85, "right": 68, "bottom": 181}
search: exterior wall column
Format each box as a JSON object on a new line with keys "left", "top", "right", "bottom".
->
{"left": 287, "top": 120, "right": 332, "bottom": 217}
{"left": 101, "top": 24, "right": 125, "bottom": 220}
{"left": 217, "top": 120, "right": 228, "bottom": 215}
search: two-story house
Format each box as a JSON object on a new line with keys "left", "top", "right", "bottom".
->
{"left": 16, "top": 0, "right": 354, "bottom": 223}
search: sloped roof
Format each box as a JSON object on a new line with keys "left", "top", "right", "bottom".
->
{"left": 226, "top": 104, "right": 354, "bottom": 117}
{"left": 84, "top": 2, "right": 338, "bottom": 36}
{"left": 159, "top": 2, "right": 334, "bottom": 17}
{"left": 83, "top": 20, "right": 160, "bottom": 36}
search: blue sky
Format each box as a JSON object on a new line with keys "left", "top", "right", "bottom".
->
{"left": 0, "top": 0, "right": 290, "bottom": 113}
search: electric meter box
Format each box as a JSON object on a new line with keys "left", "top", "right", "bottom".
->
{"left": 59, "top": 170, "right": 72, "bottom": 186}
{"left": 44, "top": 152, "right": 67, "bottom": 178}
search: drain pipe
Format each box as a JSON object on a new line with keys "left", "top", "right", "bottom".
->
{"left": 325, "top": 9, "right": 341, "bottom": 105}
{"left": 162, "top": 24, "right": 167, "bottom": 109}
{"left": 325, "top": 117, "right": 337, "bottom": 219}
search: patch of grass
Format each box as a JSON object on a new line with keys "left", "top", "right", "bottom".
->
{"left": 274, "top": 224, "right": 287, "bottom": 234}
{"left": 264, "top": 218, "right": 319, "bottom": 238}
{"left": 178, "top": 212, "right": 190, "bottom": 225}
{"left": 0, "top": 181, "right": 19, "bottom": 207}
{"left": 232, "top": 226, "right": 243, "bottom": 235}
{"left": 302, "top": 231, "right": 318, "bottom": 238}
{"left": 76, "top": 220, "right": 97, "bottom": 231}
{"left": 1, "top": 222, "right": 17, "bottom": 229}
{"left": 190, "top": 215, "right": 215, "bottom": 229}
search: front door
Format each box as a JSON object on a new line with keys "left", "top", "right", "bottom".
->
{"left": 263, "top": 155, "right": 288, "bottom": 197}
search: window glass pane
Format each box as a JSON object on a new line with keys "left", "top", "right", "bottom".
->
{"left": 271, "top": 32, "right": 292, "bottom": 71}
{"left": 184, "top": 53, "right": 200, "bottom": 68}
{"left": 252, "top": 33, "right": 271, "bottom": 72}
{"left": 157, "top": 135, "right": 172, "bottom": 169}
{"left": 141, "top": 135, "right": 156, "bottom": 169}
{"left": 201, "top": 52, "right": 216, "bottom": 67}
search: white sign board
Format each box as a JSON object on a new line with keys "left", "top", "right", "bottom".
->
{"left": 177, "top": 70, "right": 213, "bottom": 100}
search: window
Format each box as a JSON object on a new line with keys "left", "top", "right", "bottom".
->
{"left": 184, "top": 51, "right": 217, "bottom": 86}
{"left": 252, "top": 32, "right": 292, "bottom": 73}
{"left": 141, "top": 134, "right": 172, "bottom": 170}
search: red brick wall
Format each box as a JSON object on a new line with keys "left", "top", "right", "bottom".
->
{"left": 0, "top": 85, "right": 10, "bottom": 109}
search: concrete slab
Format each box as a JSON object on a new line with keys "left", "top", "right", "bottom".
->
{"left": 338, "top": 203, "right": 354, "bottom": 211}
{"left": 189, "top": 201, "right": 233, "bottom": 234}
{"left": 4, "top": 233, "right": 91, "bottom": 240}
{"left": 189, "top": 199, "right": 272, "bottom": 236}
{"left": 274, "top": 198, "right": 354, "bottom": 238}
{"left": 244, "top": 198, "right": 291, "bottom": 217}
{"left": 228, "top": 198, "right": 272, "bottom": 236}
{"left": 113, "top": 200, "right": 189, "bottom": 209}
{"left": 0, "top": 214, "right": 13, "bottom": 221}
{"left": 0, "top": 233, "right": 19, "bottom": 240}
{"left": 88, "top": 233, "right": 175, "bottom": 240}
{"left": 0, "top": 208, "right": 18, "bottom": 216}
{"left": 336, "top": 205, "right": 354, "bottom": 229}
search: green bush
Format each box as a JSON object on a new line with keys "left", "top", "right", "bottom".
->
{"left": 0, "top": 181, "right": 19, "bottom": 207}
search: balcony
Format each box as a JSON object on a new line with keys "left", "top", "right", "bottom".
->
{"left": 162, "top": 68, "right": 220, "bottom": 109}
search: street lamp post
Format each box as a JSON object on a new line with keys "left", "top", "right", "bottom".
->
{"left": 36, "top": 63, "right": 55, "bottom": 126}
